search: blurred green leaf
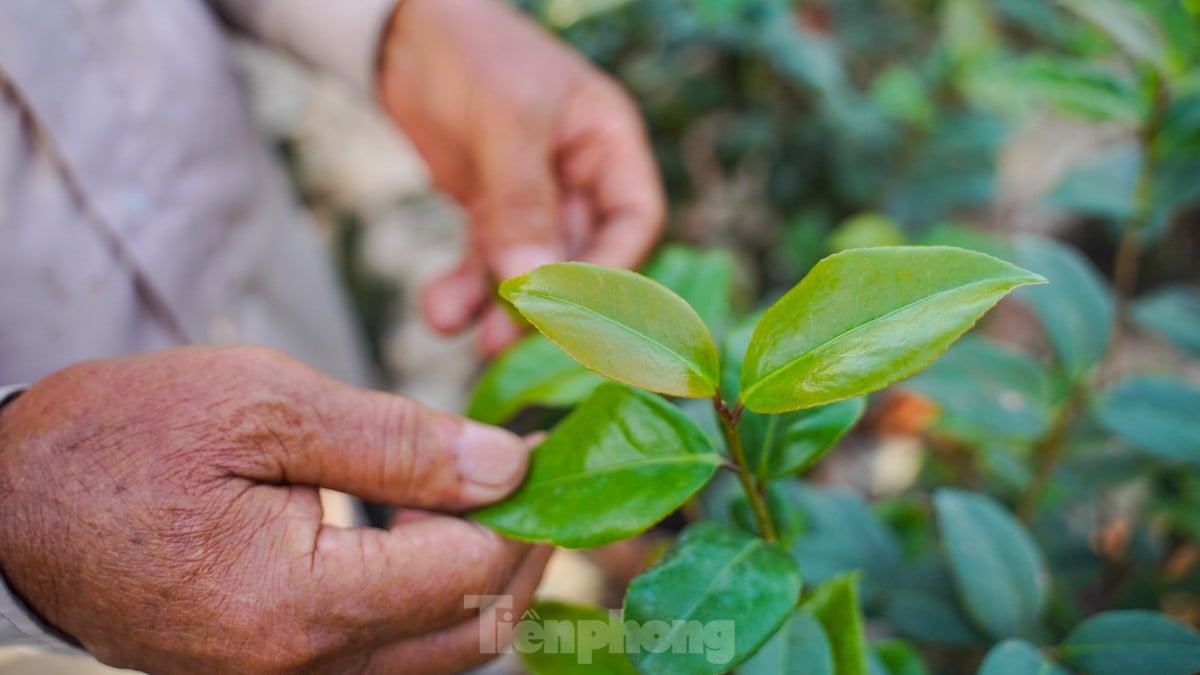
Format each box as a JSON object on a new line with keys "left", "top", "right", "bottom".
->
{"left": 1060, "top": 610, "right": 1200, "bottom": 675}
{"left": 740, "top": 247, "right": 1045, "bottom": 413}
{"left": 869, "top": 66, "right": 935, "bottom": 129}
{"left": 985, "top": 55, "right": 1145, "bottom": 122}
{"left": 740, "top": 609, "right": 835, "bottom": 675}
{"left": 501, "top": 262, "right": 721, "bottom": 398}
{"left": 467, "top": 335, "right": 604, "bottom": 425}
{"left": 788, "top": 486, "right": 902, "bottom": 603}
{"left": 827, "top": 213, "right": 907, "bottom": 252}
{"left": 885, "top": 589, "right": 985, "bottom": 647}
{"left": 623, "top": 522, "right": 802, "bottom": 675}
{"left": 935, "top": 488, "right": 1048, "bottom": 640}
{"left": 472, "top": 385, "right": 720, "bottom": 548}
{"left": 741, "top": 397, "right": 865, "bottom": 480}
{"left": 802, "top": 573, "right": 869, "bottom": 675}
{"left": 1014, "top": 236, "right": 1114, "bottom": 382}
{"left": 978, "top": 639, "right": 1069, "bottom": 675}
{"left": 643, "top": 244, "right": 738, "bottom": 332}
{"left": 904, "top": 336, "right": 1052, "bottom": 444}
{"left": 1057, "top": 0, "right": 1171, "bottom": 73}
{"left": 518, "top": 601, "right": 637, "bottom": 674}
{"left": 871, "top": 639, "right": 930, "bottom": 675}
{"left": 1094, "top": 377, "right": 1200, "bottom": 466}
{"left": 1131, "top": 285, "right": 1200, "bottom": 356}
{"left": 1045, "top": 143, "right": 1142, "bottom": 221}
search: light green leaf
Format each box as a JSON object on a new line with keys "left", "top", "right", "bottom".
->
{"left": 740, "top": 246, "right": 1045, "bottom": 413}
{"left": 1014, "top": 236, "right": 1113, "bottom": 382}
{"left": 517, "top": 601, "right": 638, "bottom": 674}
{"left": 976, "top": 56, "right": 1145, "bottom": 123}
{"left": 623, "top": 522, "right": 802, "bottom": 675}
{"left": 1060, "top": 610, "right": 1200, "bottom": 675}
{"left": 467, "top": 335, "right": 604, "bottom": 425}
{"left": 827, "top": 213, "right": 907, "bottom": 252}
{"left": 741, "top": 398, "right": 865, "bottom": 480}
{"left": 643, "top": 245, "right": 738, "bottom": 331}
{"left": 1057, "top": 0, "right": 1171, "bottom": 73}
{"left": 501, "top": 262, "right": 721, "bottom": 398}
{"left": 1094, "top": 377, "right": 1200, "bottom": 465}
{"left": 872, "top": 639, "right": 930, "bottom": 675}
{"left": 903, "top": 336, "right": 1052, "bottom": 444}
{"left": 935, "top": 489, "right": 1048, "bottom": 640}
{"left": 802, "top": 572, "right": 869, "bottom": 675}
{"left": 1132, "top": 286, "right": 1200, "bottom": 357}
{"left": 739, "top": 609, "right": 834, "bottom": 675}
{"left": 978, "top": 639, "right": 1069, "bottom": 675}
{"left": 472, "top": 385, "right": 721, "bottom": 548}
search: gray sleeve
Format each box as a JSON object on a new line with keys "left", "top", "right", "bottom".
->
{"left": 0, "top": 385, "right": 85, "bottom": 655}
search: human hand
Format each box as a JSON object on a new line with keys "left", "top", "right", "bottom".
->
{"left": 0, "top": 347, "right": 550, "bottom": 674}
{"left": 378, "top": 0, "right": 665, "bottom": 355}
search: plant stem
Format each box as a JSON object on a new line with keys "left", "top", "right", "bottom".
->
{"left": 1017, "top": 384, "right": 1086, "bottom": 521}
{"left": 714, "top": 396, "right": 778, "bottom": 542}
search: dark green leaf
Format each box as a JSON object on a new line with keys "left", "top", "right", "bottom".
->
{"left": 643, "top": 245, "right": 738, "bottom": 331}
{"left": 740, "top": 246, "right": 1045, "bottom": 413}
{"left": 1045, "top": 143, "right": 1141, "bottom": 221}
{"left": 1132, "top": 286, "right": 1200, "bottom": 357}
{"left": 788, "top": 486, "right": 901, "bottom": 603}
{"left": 884, "top": 590, "right": 985, "bottom": 647}
{"left": 978, "top": 639, "right": 1069, "bottom": 675}
{"left": 739, "top": 609, "right": 834, "bottom": 675}
{"left": 472, "top": 385, "right": 721, "bottom": 548}
{"left": 802, "top": 573, "right": 869, "bottom": 675}
{"left": 1014, "top": 236, "right": 1113, "bottom": 381}
{"left": 517, "top": 601, "right": 638, "bottom": 674}
{"left": 623, "top": 522, "right": 802, "bottom": 675}
{"left": 903, "top": 336, "right": 1052, "bottom": 444}
{"left": 1094, "top": 377, "right": 1200, "bottom": 465}
{"left": 935, "top": 489, "right": 1048, "bottom": 640}
{"left": 467, "top": 335, "right": 604, "bottom": 425}
{"left": 1060, "top": 610, "right": 1200, "bottom": 675}
{"left": 741, "top": 397, "right": 865, "bottom": 480}
{"left": 501, "top": 262, "right": 721, "bottom": 398}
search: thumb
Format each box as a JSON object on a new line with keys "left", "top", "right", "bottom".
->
{"left": 477, "top": 137, "right": 566, "bottom": 282}
{"left": 264, "top": 383, "right": 531, "bottom": 512}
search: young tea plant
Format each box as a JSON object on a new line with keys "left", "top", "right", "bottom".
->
{"left": 468, "top": 245, "right": 1044, "bottom": 674}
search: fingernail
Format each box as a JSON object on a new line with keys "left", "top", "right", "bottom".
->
{"left": 496, "top": 245, "right": 561, "bottom": 280}
{"left": 455, "top": 422, "right": 529, "bottom": 500}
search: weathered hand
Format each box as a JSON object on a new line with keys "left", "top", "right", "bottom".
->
{"left": 379, "top": 0, "right": 665, "bottom": 355}
{"left": 0, "top": 347, "right": 549, "bottom": 674}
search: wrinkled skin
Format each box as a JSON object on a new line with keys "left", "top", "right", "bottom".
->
{"left": 382, "top": 0, "right": 666, "bottom": 355}
{"left": 0, "top": 347, "right": 550, "bottom": 674}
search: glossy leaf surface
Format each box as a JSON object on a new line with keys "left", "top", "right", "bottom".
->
{"left": 978, "top": 640, "right": 1068, "bottom": 675}
{"left": 740, "top": 246, "right": 1044, "bottom": 413}
{"left": 518, "top": 601, "right": 638, "bottom": 675}
{"left": 467, "top": 335, "right": 603, "bottom": 425}
{"left": 623, "top": 522, "right": 801, "bottom": 675}
{"left": 1014, "top": 236, "right": 1113, "bottom": 381}
{"left": 1095, "top": 377, "right": 1200, "bottom": 465}
{"left": 1060, "top": 610, "right": 1200, "bottom": 675}
{"left": 741, "top": 397, "right": 865, "bottom": 480}
{"left": 501, "top": 262, "right": 721, "bottom": 398}
{"left": 472, "top": 385, "right": 721, "bottom": 548}
{"left": 934, "top": 489, "right": 1047, "bottom": 640}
